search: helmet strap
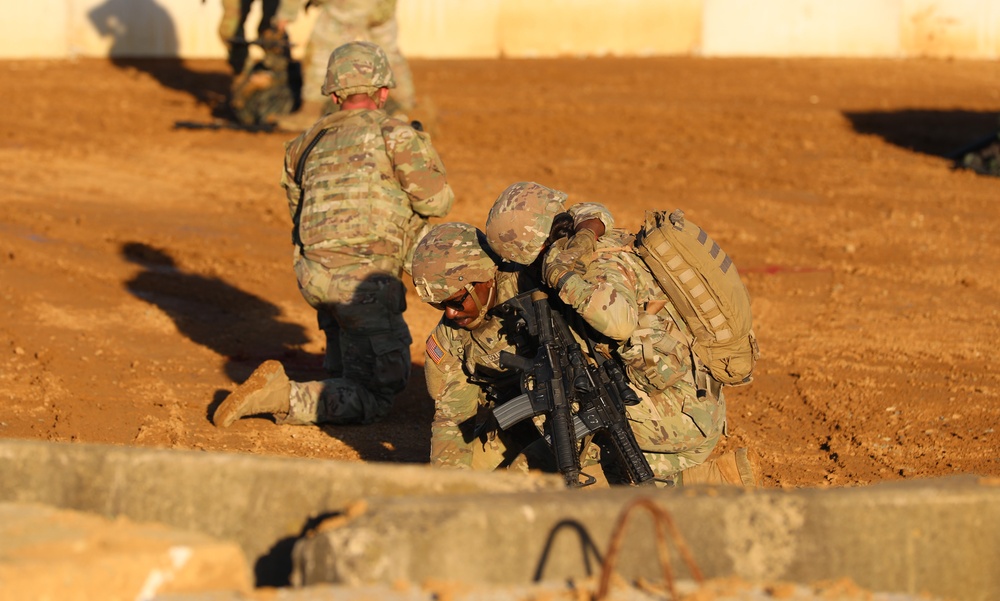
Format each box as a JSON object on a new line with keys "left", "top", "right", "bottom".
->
{"left": 464, "top": 280, "right": 496, "bottom": 330}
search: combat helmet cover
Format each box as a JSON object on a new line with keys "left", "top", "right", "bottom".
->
{"left": 412, "top": 223, "right": 498, "bottom": 304}
{"left": 485, "top": 182, "right": 568, "bottom": 265}
{"left": 321, "top": 41, "right": 396, "bottom": 98}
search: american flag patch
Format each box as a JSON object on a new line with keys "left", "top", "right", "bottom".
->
{"left": 426, "top": 334, "right": 446, "bottom": 364}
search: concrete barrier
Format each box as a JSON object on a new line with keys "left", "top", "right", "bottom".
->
{"left": 0, "top": 439, "right": 994, "bottom": 600}
{"left": 0, "top": 502, "right": 252, "bottom": 601}
{"left": 0, "top": 438, "right": 561, "bottom": 585}
{"left": 289, "top": 477, "right": 1000, "bottom": 601}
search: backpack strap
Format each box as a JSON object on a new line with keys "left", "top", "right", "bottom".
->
{"left": 290, "top": 127, "right": 329, "bottom": 252}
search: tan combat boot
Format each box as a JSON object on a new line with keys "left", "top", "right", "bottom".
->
{"left": 212, "top": 360, "right": 291, "bottom": 428}
{"left": 678, "top": 448, "right": 759, "bottom": 488}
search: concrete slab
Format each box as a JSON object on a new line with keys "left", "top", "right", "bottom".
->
{"left": 261, "top": 579, "right": 938, "bottom": 601}
{"left": 0, "top": 439, "right": 561, "bottom": 585}
{"left": 0, "top": 439, "right": 989, "bottom": 601}
{"left": 0, "top": 502, "right": 251, "bottom": 601}
{"left": 148, "top": 578, "right": 940, "bottom": 600}
{"left": 290, "top": 476, "right": 1000, "bottom": 601}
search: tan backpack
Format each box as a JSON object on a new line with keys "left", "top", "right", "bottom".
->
{"left": 634, "top": 210, "right": 759, "bottom": 386}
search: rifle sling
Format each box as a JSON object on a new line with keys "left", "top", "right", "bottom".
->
{"left": 290, "top": 127, "right": 330, "bottom": 252}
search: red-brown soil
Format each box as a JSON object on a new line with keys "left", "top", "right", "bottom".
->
{"left": 1, "top": 56, "right": 998, "bottom": 488}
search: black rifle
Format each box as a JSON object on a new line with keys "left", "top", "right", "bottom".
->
{"left": 492, "top": 290, "right": 655, "bottom": 487}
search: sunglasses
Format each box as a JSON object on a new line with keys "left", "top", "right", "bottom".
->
{"left": 430, "top": 287, "right": 472, "bottom": 312}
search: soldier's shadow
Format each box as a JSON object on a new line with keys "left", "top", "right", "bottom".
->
{"left": 314, "top": 367, "right": 434, "bottom": 464}
{"left": 121, "top": 242, "right": 314, "bottom": 382}
{"left": 87, "top": 0, "right": 231, "bottom": 111}
{"left": 122, "top": 241, "right": 433, "bottom": 463}
{"left": 843, "top": 108, "right": 999, "bottom": 160}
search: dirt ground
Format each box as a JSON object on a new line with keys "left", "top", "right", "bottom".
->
{"left": 1, "top": 55, "right": 998, "bottom": 489}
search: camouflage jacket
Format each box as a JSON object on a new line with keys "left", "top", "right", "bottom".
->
{"left": 423, "top": 269, "right": 535, "bottom": 468}
{"left": 281, "top": 108, "right": 454, "bottom": 268}
{"left": 553, "top": 229, "right": 695, "bottom": 395}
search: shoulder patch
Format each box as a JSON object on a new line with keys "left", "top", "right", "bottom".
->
{"left": 426, "top": 333, "right": 447, "bottom": 365}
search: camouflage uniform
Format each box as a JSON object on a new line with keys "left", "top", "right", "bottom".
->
{"left": 485, "top": 182, "right": 726, "bottom": 479}
{"left": 549, "top": 228, "right": 726, "bottom": 476}
{"left": 423, "top": 269, "right": 545, "bottom": 469}
{"left": 279, "top": 42, "right": 453, "bottom": 425}
{"left": 410, "top": 223, "right": 546, "bottom": 470}
{"left": 282, "top": 0, "right": 414, "bottom": 114}
{"left": 219, "top": 0, "right": 292, "bottom": 74}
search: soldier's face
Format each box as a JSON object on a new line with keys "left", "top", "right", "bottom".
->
{"left": 440, "top": 281, "right": 495, "bottom": 330}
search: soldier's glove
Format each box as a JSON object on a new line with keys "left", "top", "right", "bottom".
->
{"left": 542, "top": 228, "right": 597, "bottom": 291}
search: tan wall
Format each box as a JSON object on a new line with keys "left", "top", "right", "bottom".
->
{"left": 702, "top": 0, "right": 903, "bottom": 57}
{"left": 902, "top": 0, "right": 1000, "bottom": 58}
{"left": 2, "top": 0, "right": 1000, "bottom": 60}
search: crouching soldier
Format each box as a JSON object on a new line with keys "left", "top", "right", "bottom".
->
{"left": 485, "top": 182, "right": 758, "bottom": 487}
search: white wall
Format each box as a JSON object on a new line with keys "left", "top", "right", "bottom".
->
{"left": 702, "top": 0, "right": 903, "bottom": 57}
{"left": 2, "top": 0, "right": 1000, "bottom": 60}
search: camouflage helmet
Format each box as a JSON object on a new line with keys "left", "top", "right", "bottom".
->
{"left": 321, "top": 41, "right": 396, "bottom": 98}
{"left": 411, "top": 223, "right": 498, "bottom": 304}
{"left": 485, "top": 182, "right": 568, "bottom": 265}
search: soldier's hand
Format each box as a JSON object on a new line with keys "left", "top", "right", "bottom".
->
{"left": 542, "top": 228, "right": 597, "bottom": 291}
{"left": 575, "top": 217, "right": 605, "bottom": 239}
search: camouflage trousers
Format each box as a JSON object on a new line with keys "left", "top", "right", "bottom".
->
{"left": 282, "top": 252, "right": 412, "bottom": 425}
{"left": 624, "top": 376, "right": 727, "bottom": 478}
{"left": 219, "top": 0, "right": 280, "bottom": 74}
{"left": 301, "top": 0, "right": 415, "bottom": 113}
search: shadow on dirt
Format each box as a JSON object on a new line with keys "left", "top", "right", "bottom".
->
{"left": 120, "top": 242, "right": 314, "bottom": 380}
{"left": 844, "top": 108, "right": 999, "bottom": 159}
{"left": 111, "top": 58, "right": 233, "bottom": 113}
{"left": 87, "top": 0, "right": 232, "bottom": 114}
{"left": 314, "top": 367, "right": 435, "bottom": 464}
{"left": 121, "top": 241, "right": 433, "bottom": 463}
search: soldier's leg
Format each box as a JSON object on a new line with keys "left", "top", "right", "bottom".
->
{"left": 294, "top": 251, "right": 352, "bottom": 373}
{"left": 301, "top": 3, "right": 366, "bottom": 105}
{"left": 625, "top": 383, "right": 726, "bottom": 475}
{"left": 219, "top": 0, "right": 253, "bottom": 73}
{"left": 316, "top": 307, "right": 343, "bottom": 377}
{"left": 283, "top": 271, "right": 411, "bottom": 425}
{"left": 257, "top": 0, "right": 279, "bottom": 37}
{"left": 212, "top": 360, "right": 291, "bottom": 427}
{"left": 677, "top": 447, "right": 759, "bottom": 487}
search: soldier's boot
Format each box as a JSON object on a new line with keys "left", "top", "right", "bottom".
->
{"left": 274, "top": 99, "right": 327, "bottom": 132}
{"left": 677, "top": 448, "right": 759, "bottom": 488}
{"left": 212, "top": 360, "right": 291, "bottom": 428}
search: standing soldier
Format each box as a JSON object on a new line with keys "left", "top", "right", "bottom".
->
{"left": 218, "top": 0, "right": 283, "bottom": 74}
{"left": 275, "top": 0, "right": 415, "bottom": 129}
{"left": 213, "top": 41, "right": 454, "bottom": 429}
